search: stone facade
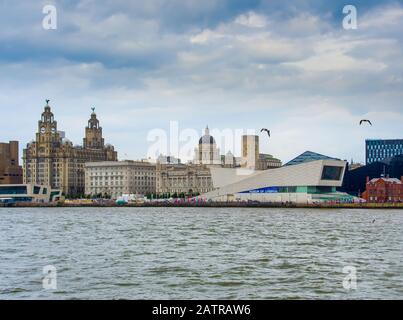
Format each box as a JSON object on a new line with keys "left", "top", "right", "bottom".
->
{"left": 0, "top": 141, "right": 23, "bottom": 184}
{"left": 23, "top": 102, "right": 117, "bottom": 196}
{"left": 85, "top": 160, "right": 156, "bottom": 199}
{"left": 241, "top": 135, "right": 259, "bottom": 169}
{"left": 156, "top": 163, "right": 214, "bottom": 195}
{"left": 258, "top": 153, "right": 282, "bottom": 170}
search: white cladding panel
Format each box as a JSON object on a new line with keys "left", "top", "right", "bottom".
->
{"left": 205, "top": 159, "right": 346, "bottom": 199}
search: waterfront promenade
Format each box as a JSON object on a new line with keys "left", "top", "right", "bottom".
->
{"left": 2, "top": 201, "right": 403, "bottom": 209}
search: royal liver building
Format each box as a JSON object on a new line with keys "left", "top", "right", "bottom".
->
{"left": 23, "top": 101, "right": 117, "bottom": 196}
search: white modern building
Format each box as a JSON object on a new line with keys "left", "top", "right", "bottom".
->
{"left": 85, "top": 161, "right": 156, "bottom": 199}
{"left": 0, "top": 184, "right": 62, "bottom": 204}
{"left": 197, "top": 151, "right": 358, "bottom": 204}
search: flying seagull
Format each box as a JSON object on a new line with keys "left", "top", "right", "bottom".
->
{"left": 261, "top": 128, "right": 271, "bottom": 137}
{"left": 360, "top": 119, "right": 372, "bottom": 126}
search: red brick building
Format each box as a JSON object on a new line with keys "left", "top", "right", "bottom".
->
{"left": 362, "top": 176, "right": 403, "bottom": 203}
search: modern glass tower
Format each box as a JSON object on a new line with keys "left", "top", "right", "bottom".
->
{"left": 366, "top": 139, "right": 403, "bottom": 165}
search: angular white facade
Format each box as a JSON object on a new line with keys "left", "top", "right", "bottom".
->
{"left": 199, "top": 159, "right": 358, "bottom": 204}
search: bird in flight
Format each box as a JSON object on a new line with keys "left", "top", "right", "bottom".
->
{"left": 261, "top": 128, "right": 270, "bottom": 137}
{"left": 360, "top": 119, "right": 372, "bottom": 126}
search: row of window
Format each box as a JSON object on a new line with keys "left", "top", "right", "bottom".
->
{"left": 89, "top": 181, "right": 154, "bottom": 186}
{"left": 367, "top": 144, "right": 403, "bottom": 150}
{"left": 89, "top": 176, "right": 155, "bottom": 180}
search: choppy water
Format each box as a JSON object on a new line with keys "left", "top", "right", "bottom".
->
{"left": 0, "top": 207, "right": 402, "bottom": 300}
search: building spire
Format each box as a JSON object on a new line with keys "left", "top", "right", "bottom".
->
{"left": 41, "top": 100, "right": 54, "bottom": 123}
{"left": 84, "top": 107, "right": 104, "bottom": 149}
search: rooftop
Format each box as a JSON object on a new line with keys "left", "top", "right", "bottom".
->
{"left": 284, "top": 151, "right": 339, "bottom": 167}
{"left": 368, "top": 177, "right": 402, "bottom": 184}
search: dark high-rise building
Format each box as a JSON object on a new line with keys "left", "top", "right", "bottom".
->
{"left": 366, "top": 139, "right": 403, "bottom": 165}
{"left": 0, "top": 141, "right": 23, "bottom": 184}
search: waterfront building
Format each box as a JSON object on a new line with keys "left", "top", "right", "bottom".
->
{"left": 0, "top": 141, "right": 23, "bottom": 184}
{"left": 155, "top": 128, "right": 283, "bottom": 196}
{"left": 366, "top": 139, "right": 403, "bottom": 165}
{"left": 258, "top": 153, "right": 282, "bottom": 170}
{"left": 23, "top": 101, "right": 117, "bottom": 196}
{"left": 85, "top": 160, "right": 156, "bottom": 199}
{"left": 193, "top": 126, "right": 221, "bottom": 166}
{"left": 196, "top": 151, "right": 357, "bottom": 204}
{"left": 0, "top": 184, "right": 62, "bottom": 204}
{"left": 156, "top": 163, "right": 213, "bottom": 196}
{"left": 341, "top": 155, "right": 403, "bottom": 196}
{"left": 362, "top": 176, "right": 403, "bottom": 203}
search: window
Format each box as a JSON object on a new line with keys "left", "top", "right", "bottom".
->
{"left": 0, "top": 186, "right": 28, "bottom": 195}
{"left": 321, "top": 166, "right": 343, "bottom": 181}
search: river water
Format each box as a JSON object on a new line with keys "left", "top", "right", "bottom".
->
{"left": 0, "top": 207, "right": 402, "bottom": 300}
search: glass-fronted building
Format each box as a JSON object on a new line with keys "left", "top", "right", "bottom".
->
{"left": 0, "top": 184, "right": 62, "bottom": 204}
{"left": 366, "top": 139, "right": 403, "bottom": 165}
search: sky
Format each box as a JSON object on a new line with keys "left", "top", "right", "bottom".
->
{"left": 0, "top": 0, "right": 402, "bottom": 164}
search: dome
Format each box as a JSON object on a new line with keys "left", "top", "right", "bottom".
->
{"left": 199, "top": 135, "right": 215, "bottom": 145}
{"left": 198, "top": 125, "right": 216, "bottom": 145}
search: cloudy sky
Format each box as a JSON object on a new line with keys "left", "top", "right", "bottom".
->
{"left": 0, "top": 0, "right": 402, "bottom": 164}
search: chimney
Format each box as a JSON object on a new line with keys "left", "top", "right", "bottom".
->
{"left": 366, "top": 176, "right": 370, "bottom": 183}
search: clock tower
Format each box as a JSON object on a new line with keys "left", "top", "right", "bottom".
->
{"left": 23, "top": 101, "right": 117, "bottom": 196}
{"left": 37, "top": 100, "right": 60, "bottom": 147}
{"left": 83, "top": 108, "right": 105, "bottom": 149}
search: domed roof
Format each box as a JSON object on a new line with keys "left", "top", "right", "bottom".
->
{"left": 199, "top": 135, "right": 215, "bottom": 144}
{"left": 199, "top": 126, "right": 216, "bottom": 145}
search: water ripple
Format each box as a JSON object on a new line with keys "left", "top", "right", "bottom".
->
{"left": 0, "top": 207, "right": 402, "bottom": 299}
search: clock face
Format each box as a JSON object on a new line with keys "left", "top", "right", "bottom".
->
{"left": 41, "top": 127, "right": 46, "bottom": 133}
{"left": 51, "top": 127, "right": 56, "bottom": 133}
